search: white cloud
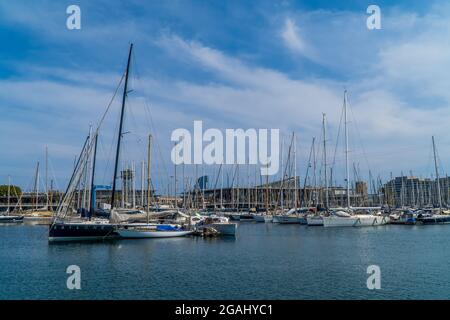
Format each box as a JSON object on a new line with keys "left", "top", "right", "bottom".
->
{"left": 153, "top": 30, "right": 450, "bottom": 179}
{"left": 281, "top": 18, "right": 305, "bottom": 53}
{"left": 5, "top": 3, "right": 450, "bottom": 187}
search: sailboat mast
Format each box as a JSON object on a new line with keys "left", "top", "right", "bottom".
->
{"left": 111, "top": 43, "right": 133, "bottom": 209}
{"left": 35, "top": 161, "right": 40, "bottom": 211}
{"left": 147, "top": 134, "right": 152, "bottom": 223}
{"left": 89, "top": 133, "right": 98, "bottom": 217}
{"left": 265, "top": 165, "right": 269, "bottom": 214}
{"left": 432, "top": 135, "right": 442, "bottom": 211}
{"left": 132, "top": 161, "right": 136, "bottom": 208}
{"left": 312, "top": 137, "right": 317, "bottom": 206}
{"left": 410, "top": 170, "right": 415, "bottom": 207}
{"left": 323, "top": 113, "right": 329, "bottom": 209}
{"left": 174, "top": 143, "right": 177, "bottom": 209}
{"left": 45, "top": 145, "right": 48, "bottom": 208}
{"left": 141, "top": 161, "right": 144, "bottom": 207}
{"left": 280, "top": 139, "right": 284, "bottom": 210}
{"left": 7, "top": 175, "right": 10, "bottom": 215}
{"left": 237, "top": 165, "right": 240, "bottom": 212}
{"left": 220, "top": 164, "right": 224, "bottom": 209}
{"left": 300, "top": 137, "right": 314, "bottom": 208}
{"left": 294, "top": 132, "right": 298, "bottom": 211}
{"left": 344, "top": 90, "right": 350, "bottom": 209}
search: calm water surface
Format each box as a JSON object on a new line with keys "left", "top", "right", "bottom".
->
{"left": 1, "top": 222, "right": 450, "bottom": 299}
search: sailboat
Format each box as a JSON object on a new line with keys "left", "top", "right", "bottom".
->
{"left": 0, "top": 175, "right": 24, "bottom": 223}
{"left": 307, "top": 114, "right": 328, "bottom": 226}
{"left": 49, "top": 45, "right": 136, "bottom": 241}
{"left": 306, "top": 214, "right": 323, "bottom": 226}
{"left": 273, "top": 133, "right": 306, "bottom": 224}
{"left": 116, "top": 135, "right": 193, "bottom": 238}
{"left": 0, "top": 215, "right": 24, "bottom": 223}
{"left": 322, "top": 91, "right": 389, "bottom": 228}
{"left": 49, "top": 130, "right": 117, "bottom": 241}
{"left": 416, "top": 136, "right": 450, "bottom": 225}
{"left": 251, "top": 164, "right": 273, "bottom": 222}
{"left": 49, "top": 44, "right": 193, "bottom": 241}
{"left": 24, "top": 149, "right": 54, "bottom": 222}
{"left": 117, "top": 223, "right": 193, "bottom": 238}
{"left": 251, "top": 212, "right": 273, "bottom": 222}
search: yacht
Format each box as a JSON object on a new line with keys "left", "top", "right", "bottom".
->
{"left": 323, "top": 210, "right": 389, "bottom": 227}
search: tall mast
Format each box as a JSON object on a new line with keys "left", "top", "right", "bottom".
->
{"left": 174, "top": 142, "right": 177, "bottom": 209}
{"left": 410, "top": 170, "right": 415, "bottom": 207}
{"left": 254, "top": 165, "right": 257, "bottom": 209}
{"left": 45, "top": 145, "right": 48, "bottom": 208}
{"left": 132, "top": 161, "right": 136, "bottom": 208}
{"left": 294, "top": 132, "right": 298, "bottom": 212}
{"left": 220, "top": 164, "right": 224, "bottom": 209}
{"left": 195, "top": 164, "right": 198, "bottom": 209}
{"left": 280, "top": 138, "right": 284, "bottom": 210}
{"left": 344, "top": 90, "right": 350, "bottom": 209}
{"left": 236, "top": 165, "right": 240, "bottom": 212}
{"left": 147, "top": 134, "right": 152, "bottom": 223}
{"left": 141, "top": 161, "right": 145, "bottom": 207}
{"left": 265, "top": 164, "right": 269, "bottom": 214}
{"left": 400, "top": 171, "right": 404, "bottom": 208}
{"left": 111, "top": 43, "right": 133, "bottom": 209}
{"left": 83, "top": 127, "right": 92, "bottom": 209}
{"left": 312, "top": 137, "right": 317, "bottom": 206}
{"left": 34, "top": 161, "right": 40, "bottom": 211}
{"left": 300, "top": 137, "right": 314, "bottom": 208}
{"left": 247, "top": 163, "right": 250, "bottom": 211}
{"left": 432, "top": 135, "right": 442, "bottom": 211}
{"left": 182, "top": 162, "right": 186, "bottom": 209}
{"left": 323, "top": 113, "right": 329, "bottom": 209}
{"left": 89, "top": 133, "right": 98, "bottom": 217}
{"left": 202, "top": 163, "right": 205, "bottom": 210}
{"left": 7, "top": 175, "right": 10, "bottom": 215}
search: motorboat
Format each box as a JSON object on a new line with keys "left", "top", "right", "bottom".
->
{"left": 191, "top": 214, "right": 237, "bottom": 236}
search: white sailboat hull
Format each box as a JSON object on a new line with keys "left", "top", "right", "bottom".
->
{"left": 251, "top": 214, "right": 273, "bottom": 223}
{"left": 274, "top": 215, "right": 306, "bottom": 224}
{"left": 306, "top": 216, "right": 324, "bottom": 226}
{"left": 323, "top": 215, "right": 389, "bottom": 227}
{"left": 118, "top": 229, "right": 193, "bottom": 238}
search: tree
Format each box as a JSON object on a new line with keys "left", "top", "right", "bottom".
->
{"left": 0, "top": 185, "right": 22, "bottom": 197}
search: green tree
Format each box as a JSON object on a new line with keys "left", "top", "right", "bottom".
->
{"left": 0, "top": 185, "right": 22, "bottom": 197}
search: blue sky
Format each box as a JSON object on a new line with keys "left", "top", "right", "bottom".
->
{"left": 1, "top": 1, "right": 450, "bottom": 192}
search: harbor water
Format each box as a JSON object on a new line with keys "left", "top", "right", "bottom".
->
{"left": 1, "top": 222, "right": 450, "bottom": 299}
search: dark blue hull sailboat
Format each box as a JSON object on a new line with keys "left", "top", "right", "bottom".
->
{"left": 0, "top": 215, "right": 24, "bottom": 223}
{"left": 49, "top": 221, "right": 118, "bottom": 241}
{"left": 49, "top": 44, "right": 134, "bottom": 242}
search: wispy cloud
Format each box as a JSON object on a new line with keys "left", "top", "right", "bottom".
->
{"left": 281, "top": 18, "right": 307, "bottom": 55}
{"left": 2, "top": 1, "right": 450, "bottom": 188}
